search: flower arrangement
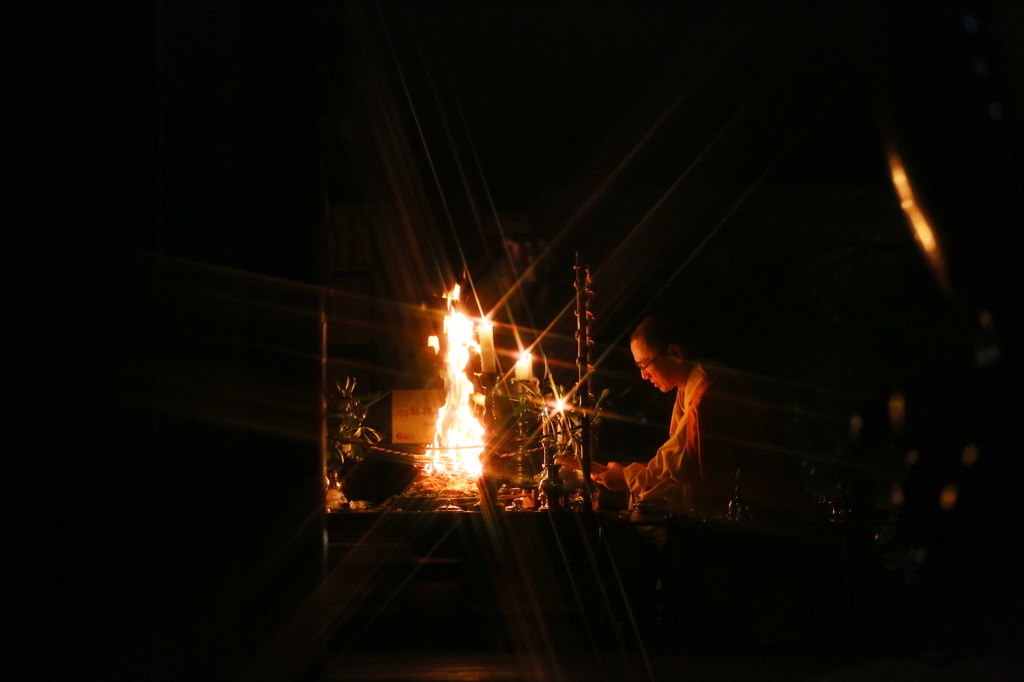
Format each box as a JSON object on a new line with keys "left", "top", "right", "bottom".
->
{"left": 326, "top": 376, "right": 382, "bottom": 473}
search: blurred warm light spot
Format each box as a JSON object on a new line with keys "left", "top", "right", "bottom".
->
{"left": 961, "top": 444, "right": 979, "bottom": 467}
{"left": 888, "top": 392, "right": 906, "bottom": 433}
{"left": 849, "top": 414, "right": 863, "bottom": 440}
{"left": 939, "top": 484, "right": 959, "bottom": 510}
{"left": 891, "top": 484, "right": 905, "bottom": 506}
{"left": 974, "top": 310, "right": 1002, "bottom": 367}
{"left": 979, "top": 310, "right": 993, "bottom": 330}
{"left": 906, "top": 449, "right": 920, "bottom": 466}
{"left": 887, "top": 149, "right": 951, "bottom": 292}
{"left": 427, "top": 335, "right": 439, "bottom": 354}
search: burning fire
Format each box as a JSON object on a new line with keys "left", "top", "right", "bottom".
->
{"left": 426, "top": 285, "right": 486, "bottom": 483}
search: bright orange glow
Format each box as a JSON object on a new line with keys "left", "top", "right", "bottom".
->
{"left": 887, "top": 150, "right": 950, "bottom": 291}
{"left": 429, "top": 286, "right": 485, "bottom": 481}
{"left": 888, "top": 392, "right": 906, "bottom": 433}
{"left": 427, "top": 335, "right": 439, "bottom": 354}
{"left": 939, "top": 484, "right": 958, "bottom": 510}
{"left": 849, "top": 414, "right": 863, "bottom": 440}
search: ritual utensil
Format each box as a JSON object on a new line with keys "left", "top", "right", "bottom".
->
{"left": 539, "top": 462, "right": 566, "bottom": 511}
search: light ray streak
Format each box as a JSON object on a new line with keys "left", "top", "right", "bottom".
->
{"left": 553, "top": 29, "right": 748, "bottom": 247}
{"left": 593, "top": 89, "right": 848, "bottom": 382}
{"left": 374, "top": 4, "right": 472, "bottom": 295}
{"left": 592, "top": 58, "right": 787, "bottom": 294}
{"left": 415, "top": 49, "right": 491, "bottom": 318}
{"left": 451, "top": 97, "right": 535, "bottom": 348}
{"left": 523, "top": 63, "right": 795, "bottom": 389}
{"left": 886, "top": 145, "right": 952, "bottom": 293}
{"left": 477, "top": 29, "right": 753, "bottom": 361}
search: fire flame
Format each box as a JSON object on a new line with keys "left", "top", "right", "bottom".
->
{"left": 428, "top": 285, "right": 486, "bottom": 480}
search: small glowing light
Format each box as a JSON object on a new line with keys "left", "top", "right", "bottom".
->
{"left": 961, "top": 444, "right": 979, "bottom": 467}
{"left": 554, "top": 398, "right": 567, "bottom": 413}
{"left": 849, "top": 414, "right": 863, "bottom": 440}
{"left": 889, "top": 392, "right": 906, "bottom": 433}
{"left": 891, "top": 485, "right": 905, "bottom": 506}
{"left": 427, "top": 335, "right": 439, "bottom": 354}
{"left": 939, "top": 484, "right": 959, "bottom": 510}
{"left": 979, "top": 310, "right": 993, "bottom": 330}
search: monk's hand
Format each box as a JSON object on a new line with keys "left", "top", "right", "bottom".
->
{"left": 591, "top": 461, "right": 627, "bottom": 491}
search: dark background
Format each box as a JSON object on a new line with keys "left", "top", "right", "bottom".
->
{"left": 7, "top": 0, "right": 1023, "bottom": 678}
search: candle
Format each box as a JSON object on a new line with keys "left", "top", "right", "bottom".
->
{"left": 478, "top": 323, "right": 496, "bottom": 373}
{"left": 515, "top": 351, "right": 533, "bottom": 381}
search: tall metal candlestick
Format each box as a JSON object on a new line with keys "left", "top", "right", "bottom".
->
{"left": 575, "top": 251, "right": 594, "bottom": 510}
{"left": 542, "top": 408, "right": 551, "bottom": 467}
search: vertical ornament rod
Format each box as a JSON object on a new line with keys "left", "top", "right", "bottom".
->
{"left": 574, "top": 251, "right": 595, "bottom": 510}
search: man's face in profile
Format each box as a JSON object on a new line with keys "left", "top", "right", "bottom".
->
{"left": 631, "top": 338, "right": 674, "bottom": 393}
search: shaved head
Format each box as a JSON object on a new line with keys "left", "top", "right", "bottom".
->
{"left": 631, "top": 314, "right": 682, "bottom": 352}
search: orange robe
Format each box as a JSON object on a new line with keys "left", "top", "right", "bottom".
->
{"left": 622, "top": 363, "right": 810, "bottom": 521}
{"left": 622, "top": 364, "right": 713, "bottom": 513}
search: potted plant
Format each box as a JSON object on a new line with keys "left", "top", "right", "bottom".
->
{"left": 325, "top": 377, "right": 382, "bottom": 509}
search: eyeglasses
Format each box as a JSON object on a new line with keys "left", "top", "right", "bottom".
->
{"left": 635, "top": 348, "right": 666, "bottom": 372}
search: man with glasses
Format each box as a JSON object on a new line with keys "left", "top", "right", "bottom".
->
{"left": 592, "top": 313, "right": 821, "bottom": 651}
{"left": 592, "top": 313, "right": 775, "bottom": 519}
